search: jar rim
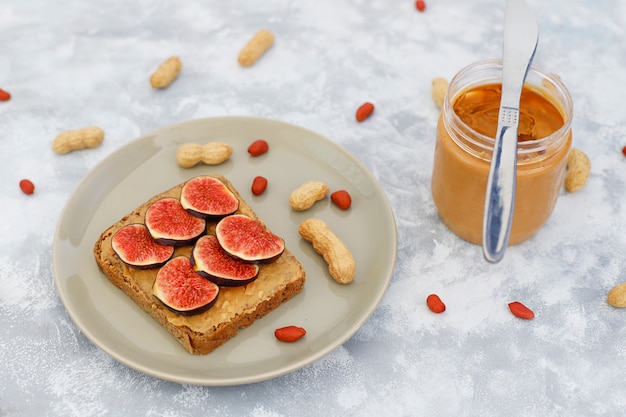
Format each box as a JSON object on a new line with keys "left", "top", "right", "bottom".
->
{"left": 443, "top": 58, "right": 573, "bottom": 158}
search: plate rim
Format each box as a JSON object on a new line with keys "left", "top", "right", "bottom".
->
{"left": 53, "top": 115, "right": 397, "bottom": 386}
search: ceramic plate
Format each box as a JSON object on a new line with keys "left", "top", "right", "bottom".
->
{"left": 53, "top": 116, "right": 397, "bottom": 386}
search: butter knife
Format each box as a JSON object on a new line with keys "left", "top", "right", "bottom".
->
{"left": 482, "top": 0, "right": 538, "bottom": 263}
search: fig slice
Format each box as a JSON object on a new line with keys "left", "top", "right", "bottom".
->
{"left": 191, "top": 235, "right": 260, "bottom": 287}
{"left": 145, "top": 197, "right": 206, "bottom": 246}
{"left": 111, "top": 223, "right": 174, "bottom": 269}
{"left": 215, "top": 214, "right": 285, "bottom": 263}
{"left": 180, "top": 176, "right": 240, "bottom": 219}
{"left": 152, "top": 256, "right": 220, "bottom": 316}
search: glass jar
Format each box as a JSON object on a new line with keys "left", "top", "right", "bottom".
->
{"left": 431, "top": 59, "right": 573, "bottom": 246}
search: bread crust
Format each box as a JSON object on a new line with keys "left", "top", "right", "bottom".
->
{"left": 93, "top": 175, "right": 305, "bottom": 354}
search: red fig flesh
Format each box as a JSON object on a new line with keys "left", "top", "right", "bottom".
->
{"left": 191, "top": 235, "right": 260, "bottom": 286}
{"left": 180, "top": 176, "right": 239, "bottom": 219}
{"left": 152, "top": 256, "right": 220, "bottom": 316}
{"left": 111, "top": 223, "right": 174, "bottom": 269}
{"left": 145, "top": 197, "right": 206, "bottom": 246}
{"left": 215, "top": 214, "right": 285, "bottom": 263}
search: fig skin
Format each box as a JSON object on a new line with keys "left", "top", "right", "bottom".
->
{"left": 191, "top": 235, "right": 260, "bottom": 287}
{"left": 111, "top": 223, "right": 174, "bottom": 269}
{"left": 180, "top": 176, "right": 240, "bottom": 219}
{"left": 145, "top": 197, "right": 206, "bottom": 246}
{"left": 215, "top": 214, "right": 285, "bottom": 264}
{"left": 152, "top": 256, "right": 220, "bottom": 316}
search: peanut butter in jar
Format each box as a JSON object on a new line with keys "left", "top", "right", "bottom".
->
{"left": 431, "top": 59, "right": 573, "bottom": 246}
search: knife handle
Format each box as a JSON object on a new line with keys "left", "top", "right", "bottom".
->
{"left": 482, "top": 107, "right": 519, "bottom": 262}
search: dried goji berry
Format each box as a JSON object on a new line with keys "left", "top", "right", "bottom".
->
{"left": 331, "top": 190, "right": 352, "bottom": 210}
{"left": 355, "top": 102, "right": 374, "bottom": 122}
{"left": 248, "top": 139, "right": 269, "bottom": 156}
{"left": 508, "top": 301, "right": 534, "bottom": 320}
{"left": 415, "top": 0, "right": 426, "bottom": 12}
{"left": 19, "top": 179, "right": 35, "bottom": 195}
{"left": 622, "top": 145, "right": 626, "bottom": 157}
{"left": 274, "top": 325, "right": 306, "bottom": 343}
{"left": 0, "top": 88, "right": 11, "bottom": 101}
{"left": 426, "top": 294, "right": 445, "bottom": 313}
{"left": 251, "top": 175, "right": 268, "bottom": 195}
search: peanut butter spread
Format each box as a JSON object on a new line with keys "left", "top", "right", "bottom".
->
{"left": 96, "top": 176, "right": 304, "bottom": 334}
{"left": 432, "top": 82, "right": 572, "bottom": 245}
{"left": 453, "top": 83, "right": 564, "bottom": 142}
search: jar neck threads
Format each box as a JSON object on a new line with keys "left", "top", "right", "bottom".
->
{"left": 442, "top": 59, "right": 573, "bottom": 164}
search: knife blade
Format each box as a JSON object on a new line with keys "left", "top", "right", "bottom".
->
{"left": 482, "top": 0, "right": 538, "bottom": 263}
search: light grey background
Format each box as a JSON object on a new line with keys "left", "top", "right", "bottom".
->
{"left": 2, "top": 0, "right": 626, "bottom": 416}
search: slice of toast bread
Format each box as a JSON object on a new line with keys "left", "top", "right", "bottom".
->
{"left": 93, "top": 175, "right": 305, "bottom": 354}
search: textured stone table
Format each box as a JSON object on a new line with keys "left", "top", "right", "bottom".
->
{"left": 2, "top": 0, "right": 626, "bottom": 415}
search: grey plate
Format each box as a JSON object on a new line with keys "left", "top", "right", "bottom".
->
{"left": 53, "top": 116, "right": 397, "bottom": 386}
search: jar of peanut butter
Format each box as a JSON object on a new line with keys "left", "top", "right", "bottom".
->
{"left": 431, "top": 59, "right": 573, "bottom": 246}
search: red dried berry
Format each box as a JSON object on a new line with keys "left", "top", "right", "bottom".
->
{"left": 331, "top": 190, "right": 352, "bottom": 210}
{"left": 0, "top": 89, "right": 11, "bottom": 101}
{"left": 248, "top": 139, "right": 269, "bottom": 156}
{"left": 19, "top": 179, "right": 35, "bottom": 195}
{"left": 415, "top": 0, "right": 426, "bottom": 12}
{"left": 426, "top": 294, "right": 445, "bottom": 313}
{"left": 508, "top": 301, "right": 534, "bottom": 320}
{"left": 355, "top": 102, "right": 374, "bottom": 122}
{"left": 274, "top": 325, "right": 306, "bottom": 343}
{"left": 251, "top": 176, "right": 268, "bottom": 195}
{"left": 622, "top": 145, "right": 626, "bottom": 157}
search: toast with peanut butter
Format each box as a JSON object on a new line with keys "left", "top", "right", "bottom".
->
{"left": 93, "top": 174, "right": 305, "bottom": 355}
